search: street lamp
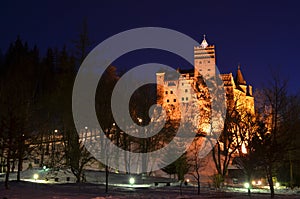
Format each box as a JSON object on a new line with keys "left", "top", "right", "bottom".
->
{"left": 33, "top": 173, "right": 39, "bottom": 181}
{"left": 129, "top": 177, "right": 135, "bottom": 185}
{"left": 137, "top": 117, "right": 147, "bottom": 174}
{"left": 84, "top": 126, "right": 88, "bottom": 143}
{"left": 51, "top": 129, "right": 59, "bottom": 168}
{"left": 137, "top": 118, "right": 142, "bottom": 124}
{"left": 244, "top": 182, "right": 250, "bottom": 189}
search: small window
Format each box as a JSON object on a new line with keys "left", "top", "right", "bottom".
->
{"left": 165, "top": 91, "right": 168, "bottom": 94}
{"left": 182, "top": 97, "right": 184, "bottom": 101}
{"left": 170, "top": 91, "right": 173, "bottom": 94}
{"left": 186, "top": 97, "right": 188, "bottom": 101}
{"left": 182, "top": 83, "right": 184, "bottom": 86}
{"left": 208, "top": 60, "right": 210, "bottom": 63}
{"left": 208, "top": 69, "right": 211, "bottom": 71}
{"left": 173, "top": 99, "right": 176, "bottom": 102}
{"left": 185, "top": 89, "right": 188, "bottom": 93}
{"left": 167, "top": 99, "right": 169, "bottom": 103}
{"left": 199, "top": 61, "right": 202, "bottom": 64}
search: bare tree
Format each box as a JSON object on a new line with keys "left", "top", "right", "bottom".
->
{"left": 0, "top": 37, "right": 39, "bottom": 187}
{"left": 211, "top": 103, "right": 246, "bottom": 187}
{"left": 187, "top": 137, "right": 207, "bottom": 195}
{"left": 176, "top": 153, "right": 190, "bottom": 196}
{"left": 233, "top": 112, "right": 264, "bottom": 196}
{"left": 254, "top": 74, "right": 292, "bottom": 198}
{"left": 73, "top": 18, "right": 93, "bottom": 67}
{"left": 63, "top": 128, "right": 95, "bottom": 183}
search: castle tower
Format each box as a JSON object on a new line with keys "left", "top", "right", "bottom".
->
{"left": 156, "top": 71, "right": 165, "bottom": 105}
{"left": 194, "top": 35, "right": 216, "bottom": 78}
{"left": 235, "top": 65, "right": 247, "bottom": 93}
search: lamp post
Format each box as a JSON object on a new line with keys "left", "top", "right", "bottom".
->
{"left": 33, "top": 173, "right": 39, "bottom": 181}
{"left": 84, "top": 126, "right": 88, "bottom": 144}
{"left": 138, "top": 117, "right": 147, "bottom": 179}
{"left": 105, "top": 122, "right": 116, "bottom": 193}
{"left": 129, "top": 177, "right": 135, "bottom": 185}
{"left": 51, "top": 129, "right": 58, "bottom": 168}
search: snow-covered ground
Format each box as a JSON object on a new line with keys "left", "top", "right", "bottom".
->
{"left": 1, "top": 169, "right": 300, "bottom": 198}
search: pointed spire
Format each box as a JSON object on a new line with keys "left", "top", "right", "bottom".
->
{"left": 235, "top": 64, "right": 247, "bottom": 85}
{"left": 200, "top": 34, "right": 208, "bottom": 48}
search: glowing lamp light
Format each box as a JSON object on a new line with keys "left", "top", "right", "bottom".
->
{"left": 43, "top": 166, "right": 46, "bottom": 170}
{"left": 252, "top": 180, "right": 256, "bottom": 185}
{"left": 241, "top": 143, "right": 247, "bottom": 154}
{"left": 257, "top": 180, "right": 262, "bottom": 185}
{"left": 129, "top": 177, "right": 135, "bottom": 185}
{"left": 244, "top": 182, "right": 250, "bottom": 189}
{"left": 275, "top": 182, "right": 280, "bottom": 188}
{"left": 33, "top": 173, "right": 39, "bottom": 180}
{"left": 137, "top": 118, "right": 142, "bottom": 123}
{"left": 186, "top": 179, "right": 190, "bottom": 183}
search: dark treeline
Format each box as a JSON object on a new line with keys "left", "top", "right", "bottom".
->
{"left": 0, "top": 31, "right": 162, "bottom": 189}
{"left": 0, "top": 35, "right": 78, "bottom": 187}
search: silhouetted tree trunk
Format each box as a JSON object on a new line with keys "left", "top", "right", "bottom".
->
{"left": 188, "top": 138, "right": 207, "bottom": 195}
{"left": 17, "top": 142, "right": 23, "bottom": 181}
{"left": 211, "top": 103, "right": 245, "bottom": 185}
{"left": 73, "top": 18, "right": 93, "bottom": 67}
{"left": 5, "top": 137, "right": 12, "bottom": 189}
{"left": 176, "top": 153, "right": 189, "bottom": 195}
{"left": 1, "top": 37, "right": 40, "bottom": 186}
{"left": 64, "top": 128, "right": 94, "bottom": 183}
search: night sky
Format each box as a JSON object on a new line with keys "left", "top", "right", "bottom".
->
{"left": 1, "top": 1, "right": 300, "bottom": 94}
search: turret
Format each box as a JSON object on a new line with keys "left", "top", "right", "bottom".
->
{"left": 235, "top": 65, "right": 247, "bottom": 93}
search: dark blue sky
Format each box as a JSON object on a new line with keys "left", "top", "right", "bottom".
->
{"left": 1, "top": 1, "right": 300, "bottom": 94}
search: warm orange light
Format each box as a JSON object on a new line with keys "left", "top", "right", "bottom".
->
{"left": 241, "top": 143, "right": 247, "bottom": 154}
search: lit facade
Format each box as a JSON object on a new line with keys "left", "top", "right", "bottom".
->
{"left": 156, "top": 36, "right": 255, "bottom": 121}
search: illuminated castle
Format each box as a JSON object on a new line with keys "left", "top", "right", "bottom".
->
{"left": 156, "top": 36, "right": 255, "bottom": 121}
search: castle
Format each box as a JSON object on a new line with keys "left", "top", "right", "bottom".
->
{"left": 156, "top": 36, "right": 255, "bottom": 121}
{"left": 156, "top": 36, "right": 255, "bottom": 184}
